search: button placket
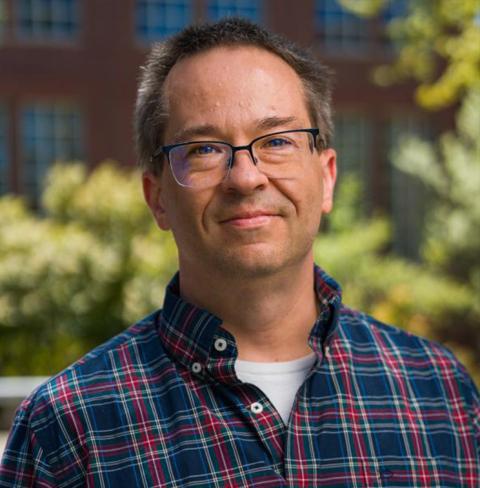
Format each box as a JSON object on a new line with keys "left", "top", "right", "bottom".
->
{"left": 239, "top": 386, "right": 284, "bottom": 468}
{"left": 191, "top": 362, "right": 202, "bottom": 374}
{"left": 214, "top": 338, "right": 227, "bottom": 352}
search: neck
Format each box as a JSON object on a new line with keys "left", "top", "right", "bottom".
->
{"left": 178, "top": 257, "right": 318, "bottom": 362}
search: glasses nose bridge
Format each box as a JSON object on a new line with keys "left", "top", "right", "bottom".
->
{"left": 228, "top": 142, "right": 257, "bottom": 169}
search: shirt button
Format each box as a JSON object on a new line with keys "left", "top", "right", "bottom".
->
{"left": 250, "top": 402, "right": 263, "bottom": 414}
{"left": 191, "top": 362, "right": 202, "bottom": 374}
{"left": 214, "top": 338, "right": 227, "bottom": 352}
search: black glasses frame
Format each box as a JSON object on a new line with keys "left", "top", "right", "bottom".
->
{"left": 151, "top": 128, "right": 322, "bottom": 168}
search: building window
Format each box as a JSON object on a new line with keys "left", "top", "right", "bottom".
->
{"left": 16, "top": 0, "right": 79, "bottom": 42}
{"left": 0, "top": 104, "right": 8, "bottom": 195}
{"left": 315, "top": 0, "right": 370, "bottom": 53}
{"left": 207, "top": 0, "right": 262, "bottom": 22}
{"left": 136, "top": 0, "right": 192, "bottom": 42}
{"left": 333, "top": 113, "right": 373, "bottom": 212}
{"left": 387, "top": 115, "right": 430, "bottom": 258}
{"left": 21, "top": 102, "right": 84, "bottom": 201}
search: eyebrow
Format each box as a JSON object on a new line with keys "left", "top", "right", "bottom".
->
{"left": 171, "top": 116, "right": 302, "bottom": 144}
{"left": 171, "top": 124, "right": 219, "bottom": 144}
{"left": 255, "top": 116, "right": 300, "bottom": 132}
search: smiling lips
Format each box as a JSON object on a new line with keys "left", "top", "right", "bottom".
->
{"left": 220, "top": 210, "right": 280, "bottom": 229}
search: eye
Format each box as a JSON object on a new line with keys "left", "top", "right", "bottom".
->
{"left": 258, "top": 134, "right": 295, "bottom": 151}
{"left": 185, "top": 143, "right": 222, "bottom": 157}
{"left": 263, "top": 137, "right": 293, "bottom": 149}
{"left": 194, "top": 144, "right": 218, "bottom": 155}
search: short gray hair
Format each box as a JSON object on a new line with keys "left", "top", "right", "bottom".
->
{"left": 135, "top": 18, "right": 334, "bottom": 172}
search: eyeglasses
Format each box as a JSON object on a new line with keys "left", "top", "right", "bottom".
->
{"left": 151, "top": 128, "right": 323, "bottom": 189}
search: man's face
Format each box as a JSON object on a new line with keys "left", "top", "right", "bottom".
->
{"left": 143, "top": 46, "right": 336, "bottom": 278}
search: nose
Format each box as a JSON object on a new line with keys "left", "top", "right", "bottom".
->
{"left": 222, "top": 148, "right": 268, "bottom": 194}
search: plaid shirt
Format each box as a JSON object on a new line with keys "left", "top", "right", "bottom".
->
{"left": 1, "top": 267, "right": 479, "bottom": 487}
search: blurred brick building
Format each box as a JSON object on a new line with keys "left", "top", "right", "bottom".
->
{"left": 0, "top": 0, "right": 448, "bottom": 256}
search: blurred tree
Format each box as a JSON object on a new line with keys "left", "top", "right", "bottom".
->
{"left": 392, "top": 87, "right": 480, "bottom": 356}
{"left": 0, "top": 163, "right": 177, "bottom": 375}
{"left": 340, "top": 0, "right": 480, "bottom": 109}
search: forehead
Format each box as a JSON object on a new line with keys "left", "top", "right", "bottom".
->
{"left": 162, "top": 46, "right": 311, "bottom": 140}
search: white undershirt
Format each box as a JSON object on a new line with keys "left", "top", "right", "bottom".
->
{"left": 235, "top": 353, "right": 316, "bottom": 424}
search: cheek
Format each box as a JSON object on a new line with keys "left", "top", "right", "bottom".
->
{"left": 166, "top": 190, "right": 214, "bottom": 239}
{"left": 298, "top": 179, "right": 325, "bottom": 234}
{"left": 279, "top": 172, "right": 324, "bottom": 218}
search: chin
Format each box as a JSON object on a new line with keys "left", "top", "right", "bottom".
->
{"left": 212, "top": 245, "right": 300, "bottom": 278}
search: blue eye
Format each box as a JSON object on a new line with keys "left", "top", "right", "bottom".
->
{"left": 196, "top": 144, "right": 217, "bottom": 154}
{"left": 265, "top": 137, "right": 291, "bottom": 148}
{"left": 185, "top": 143, "right": 222, "bottom": 157}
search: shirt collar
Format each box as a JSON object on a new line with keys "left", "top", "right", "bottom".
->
{"left": 156, "top": 265, "right": 342, "bottom": 378}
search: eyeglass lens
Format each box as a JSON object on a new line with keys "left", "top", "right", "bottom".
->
{"left": 169, "top": 130, "right": 316, "bottom": 188}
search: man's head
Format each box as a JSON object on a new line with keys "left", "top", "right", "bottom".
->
{"left": 139, "top": 19, "right": 337, "bottom": 281}
{"left": 135, "top": 18, "right": 334, "bottom": 172}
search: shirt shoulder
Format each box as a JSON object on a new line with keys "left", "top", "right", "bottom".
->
{"left": 337, "top": 305, "right": 479, "bottom": 407}
{"left": 3, "top": 311, "right": 173, "bottom": 471}
{"left": 338, "top": 304, "right": 460, "bottom": 365}
{"left": 29, "top": 310, "right": 164, "bottom": 404}
{"left": 0, "top": 311, "right": 170, "bottom": 484}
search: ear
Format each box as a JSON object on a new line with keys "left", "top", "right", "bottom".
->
{"left": 142, "top": 170, "right": 171, "bottom": 230}
{"left": 319, "top": 148, "right": 337, "bottom": 214}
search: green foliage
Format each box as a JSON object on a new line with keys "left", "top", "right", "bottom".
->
{"left": 393, "top": 87, "right": 480, "bottom": 318}
{"left": 0, "top": 163, "right": 177, "bottom": 375}
{"left": 341, "top": 0, "right": 480, "bottom": 110}
{"left": 395, "top": 90, "right": 480, "bottom": 269}
{"left": 338, "top": 0, "right": 388, "bottom": 17}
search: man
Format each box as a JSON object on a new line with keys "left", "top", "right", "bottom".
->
{"left": 1, "top": 18, "right": 479, "bottom": 487}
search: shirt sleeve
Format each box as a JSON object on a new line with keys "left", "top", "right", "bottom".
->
{"left": 0, "top": 400, "right": 56, "bottom": 487}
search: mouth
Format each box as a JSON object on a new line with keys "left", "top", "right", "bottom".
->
{"left": 219, "top": 210, "right": 280, "bottom": 229}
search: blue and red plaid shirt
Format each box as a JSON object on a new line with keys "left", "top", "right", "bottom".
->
{"left": 1, "top": 266, "right": 479, "bottom": 487}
